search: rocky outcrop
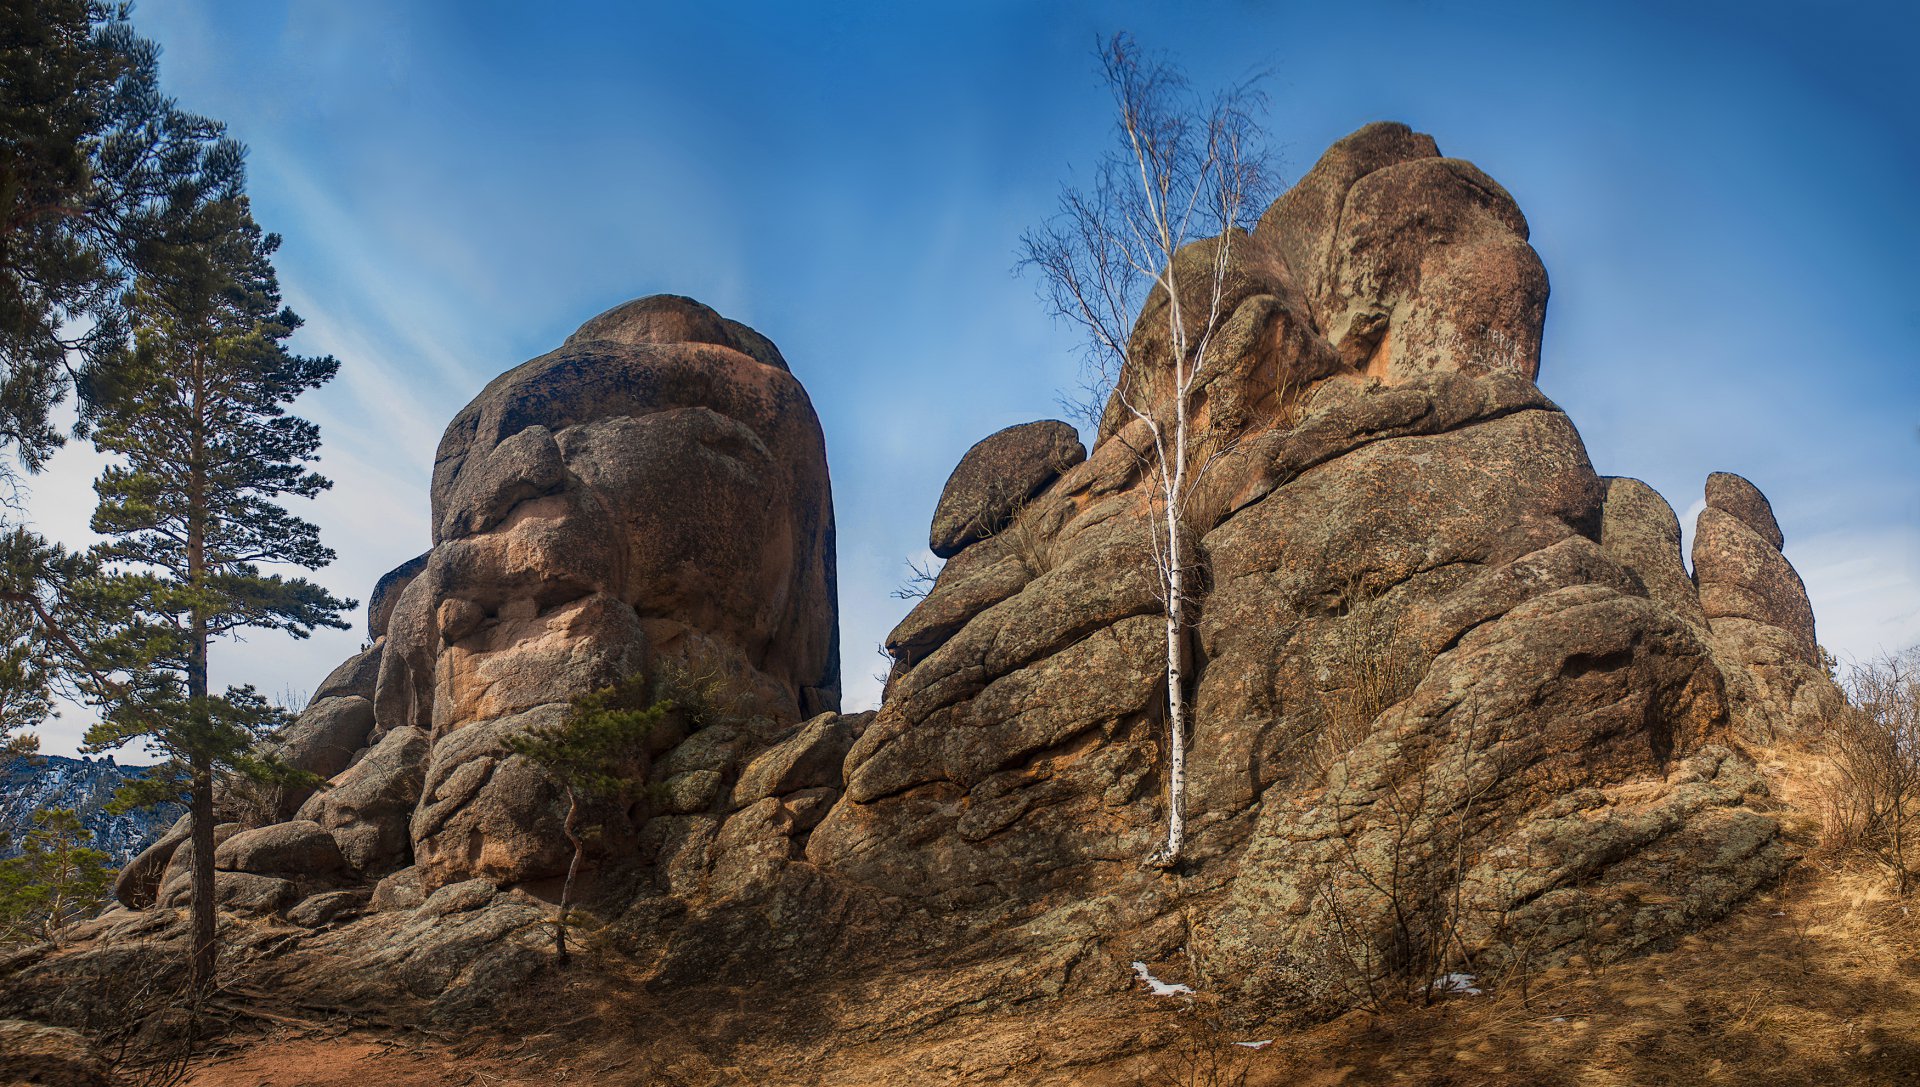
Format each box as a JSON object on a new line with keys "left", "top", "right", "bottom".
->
{"left": 368, "top": 294, "right": 838, "bottom": 888}
{"left": 366, "top": 552, "right": 428, "bottom": 640}
{"left": 816, "top": 121, "right": 1815, "bottom": 1005}
{"left": 112, "top": 294, "right": 844, "bottom": 908}
{"left": 929, "top": 420, "right": 1086, "bottom": 557}
{"left": 268, "top": 696, "right": 376, "bottom": 818}
{"left": 1601, "top": 476, "right": 1707, "bottom": 627}
{"left": 1258, "top": 121, "right": 1548, "bottom": 382}
{"left": 54, "top": 124, "right": 1847, "bottom": 1049}
{"left": 296, "top": 725, "right": 427, "bottom": 875}
{"left": 1693, "top": 471, "right": 1840, "bottom": 736}
{"left": 215, "top": 820, "right": 346, "bottom": 877}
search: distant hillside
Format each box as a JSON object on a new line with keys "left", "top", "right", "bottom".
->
{"left": 0, "top": 755, "right": 181, "bottom": 867}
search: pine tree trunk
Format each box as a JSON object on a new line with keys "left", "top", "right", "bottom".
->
{"left": 557, "top": 790, "right": 584, "bottom": 966}
{"left": 187, "top": 380, "right": 215, "bottom": 993}
{"left": 187, "top": 619, "right": 215, "bottom": 992}
{"left": 188, "top": 752, "right": 215, "bottom": 990}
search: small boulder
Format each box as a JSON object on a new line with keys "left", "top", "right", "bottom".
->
{"left": 731, "top": 713, "right": 853, "bottom": 808}
{"left": 214, "top": 820, "right": 346, "bottom": 877}
{"left": 708, "top": 797, "right": 795, "bottom": 904}
{"left": 0, "top": 1020, "right": 110, "bottom": 1087}
{"left": 929, "top": 420, "right": 1085, "bottom": 558}
{"left": 274, "top": 696, "right": 377, "bottom": 812}
{"left": 113, "top": 815, "right": 190, "bottom": 909}
{"left": 298, "top": 725, "right": 429, "bottom": 875}
{"left": 158, "top": 870, "right": 296, "bottom": 915}
{"left": 419, "top": 878, "right": 497, "bottom": 918}
{"left": 371, "top": 866, "right": 428, "bottom": 912}
{"left": 656, "top": 724, "right": 746, "bottom": 777}
{"left": 660, "top": 770, "right": 724, "bottom": 814}
{"left": 286, "top": 889, "right": 367, "bottom": 928}
{"left": 310, "top": 643, "right": 383, "bottom": 705}
{"left": 783, "top": 786, "right": 839, "bottom": 832}
{"left": 158, "top": 822, "right": 242, "bottom": 889}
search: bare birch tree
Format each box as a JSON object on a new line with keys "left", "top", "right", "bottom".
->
{"left": 1020, "top": 33, "right": 1273, "bottom": 868}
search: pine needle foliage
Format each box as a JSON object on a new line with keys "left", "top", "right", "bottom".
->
{"left": 0, "top": 806, "right": 114, "bottom": 946}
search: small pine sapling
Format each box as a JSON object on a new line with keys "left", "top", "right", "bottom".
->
{"left": 505, "top": 674, "right": 668, "bottom": 965}
{"left": 0, "top": 807, "right": 114, "bottom": 945}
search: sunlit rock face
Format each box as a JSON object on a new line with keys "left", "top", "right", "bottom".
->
{"left": 811, "top": 121, "right": 1832, "bottom": 1001}
{"left": 360, "top": 295, "right": 841, "bottom": 888}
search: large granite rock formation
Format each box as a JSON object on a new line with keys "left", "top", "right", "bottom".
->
{"left": 819, "top": 120, "right": 1835, "bottom": 1001}
{"left": 35, "top": 124, "right": 1844, "bottom": 1043}
{"left": 113, "top": 294, "right": 842, "bottom": 902}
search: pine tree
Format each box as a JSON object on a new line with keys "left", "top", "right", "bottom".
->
{"left": 0, "top": 807, "right": 114, "bottom": 945}
{"left": 80, "top": 172, "right": 351, "bottom": 990}
{"left": 505, "top": 675, "right": 666, "bottom": 965}
{"left": 0, "top": 1, "right": 245, "bottom": 758}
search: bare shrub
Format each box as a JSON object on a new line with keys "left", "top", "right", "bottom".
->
{"left": 1315, "top": 711, "right": 1495, "bottom": 1009}
{"left": 889, "top": 555, "right": 942, "bottom": 601}
{"left": 1133, "top": 1004, "right": 1255, "bottom": 1087}
{"left": 1819, "top": 646, "right": 1920, "bottom": 892}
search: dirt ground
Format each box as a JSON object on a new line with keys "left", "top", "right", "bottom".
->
{"left": 163, "top": 746, "right": 1920, "bottom": 1087}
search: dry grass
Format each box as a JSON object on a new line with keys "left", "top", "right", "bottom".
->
{"left": 146, "top": 841, "right": 1920, "bottom": 1087}
{"left": 1303, "top": 589, "right": 1421, "bottom": 778}
{"left": 145, "top": 701, "right": 1920, "bottom": 1087}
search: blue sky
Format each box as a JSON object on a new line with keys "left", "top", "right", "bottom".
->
{"left": 25, "top": 0, "right": 1919, "bottom": 757}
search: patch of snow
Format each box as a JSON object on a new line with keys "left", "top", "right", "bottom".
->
{"left": 1428, "top": 972, "right": 1483, "bottom": 996}
{"left": 1131, "top": 961, "right": 1194, "bottom": 997}
{"left": 1233, "top": 1039, "right": 1273, "bottom": 1050}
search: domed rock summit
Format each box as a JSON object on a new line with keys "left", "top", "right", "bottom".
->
{"left": 4, "top": 125, "right": 1847, "bottom": 1078}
